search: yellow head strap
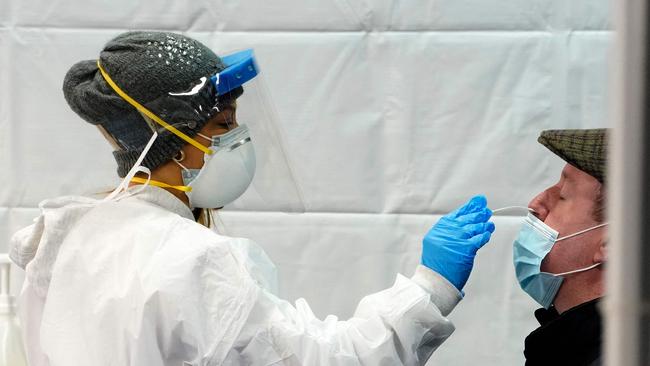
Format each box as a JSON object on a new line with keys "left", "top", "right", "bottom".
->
{"left": 130, "top": 177, "right": 192, "bottom": 192}
{"left": 96, "top": 60, "right": 213, "bottom": 155}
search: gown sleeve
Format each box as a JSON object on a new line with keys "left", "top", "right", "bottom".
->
{"left": 213, "top": 237, "right": 463, "bottom": 366}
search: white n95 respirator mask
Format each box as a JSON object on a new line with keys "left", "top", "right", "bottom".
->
{"left": 177, "top": 125, "right": 256, "bottom": 209}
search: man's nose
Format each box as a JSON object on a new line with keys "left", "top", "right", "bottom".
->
{"left": 528, "top": 193, "right": 548, "bottom": 221}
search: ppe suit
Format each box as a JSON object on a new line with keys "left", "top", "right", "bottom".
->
{"left": 11, "top": 186, "right": 461, "bottom": 366}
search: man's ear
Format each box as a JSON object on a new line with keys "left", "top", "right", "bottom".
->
{"left": 593, "top": 238, "right": 607, "bottom": 264}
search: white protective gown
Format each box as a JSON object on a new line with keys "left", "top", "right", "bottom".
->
{"left": 10, "top": 186, "right": 462, "bottom": 366}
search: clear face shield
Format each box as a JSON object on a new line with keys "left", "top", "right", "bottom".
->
{"left": 97, "top": 49, "right": 305, "bottom": 213}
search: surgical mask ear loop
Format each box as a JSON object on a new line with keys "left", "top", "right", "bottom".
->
{"left": 173, "top": 159, "right": 191, "bottom": 173}
{"left": 547, "top": 223, "right": 608, "bottom": 277}
{"left": 552, "top": 262, "right": 602, "bottom": 277}
{"left": 195, "top": 132, "right": 212, "bottom": 142}
{"left": 556, "top": 223, "right": 609, "bottom": 241}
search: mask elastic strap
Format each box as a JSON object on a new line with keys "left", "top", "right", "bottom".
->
{"left": 551, "top": 262, "right": 602, "bottom": 277}
{"left": 556, "top": 222, "right": 609, "bottom": 241}
{"left": 130, "top": 177, "right": 192, "bottom": 193}
{"left": 96, "top": 60, "right": 213, "bottom": 156}
{"left": 124, "top": 166, "right": 152, "bottom": 197}
{"left": 128, "top": 160, "right": 193, "bottom": 193}
{"left": 196, "top": 132, "right": 212, "bottom": 142}
{"left": 173, "top": 159, "right": 191, "bottom": 173}
{"left": 128, "top": 157, "right": 193, "bottom": 193}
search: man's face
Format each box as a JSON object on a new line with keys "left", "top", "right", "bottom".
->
{"left": 528, "top": 164, "right": 605, "bottom": 273}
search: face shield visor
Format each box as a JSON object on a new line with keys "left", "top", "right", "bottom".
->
{"left": 98, "top": 49, "right": 304, "bottom": 213}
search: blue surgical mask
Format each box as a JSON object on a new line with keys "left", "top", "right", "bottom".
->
{"left": 513, "top": 213, "right": 608, "bottom": 309}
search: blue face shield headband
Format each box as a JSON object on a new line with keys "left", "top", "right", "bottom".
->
{"left": 211, "top": 49, "right": 259, "bottom": 96}
{"left": 512, "top": 213, "right": 608, "bottom": 309}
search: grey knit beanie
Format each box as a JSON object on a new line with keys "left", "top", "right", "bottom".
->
{"left": 63, "top": 31, "right": 227, "bottom": 177}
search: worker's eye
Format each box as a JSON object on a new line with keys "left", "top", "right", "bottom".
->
{"left": 216, "top": 121, "right": 231, "bottom": 129}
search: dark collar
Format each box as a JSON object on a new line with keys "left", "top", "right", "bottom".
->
{"left": 524, "top": 298, "right": 602, "bottom": 366}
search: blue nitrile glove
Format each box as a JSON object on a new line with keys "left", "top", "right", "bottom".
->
{"left": 421, "top": 195, "right": 495, "bottom": 291}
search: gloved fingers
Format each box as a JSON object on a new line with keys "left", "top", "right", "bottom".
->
{"left": 469, "top": 230, "right": 493, "bottom": 249}
{"left": 462, "top": 222, "right": 495, "bottom": 238}
{"left": 457, "top": 208, "right": 492, "bottom": 225}
{"left": 448, "top": 195, "right": 488, "bottom": 218}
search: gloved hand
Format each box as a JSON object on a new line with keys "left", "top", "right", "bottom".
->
{"left": 421, "top": 195, "right": 495, "bottom": 291}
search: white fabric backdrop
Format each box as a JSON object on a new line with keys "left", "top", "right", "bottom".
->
{"left": 0, "top": 1, "right": 611, "bottom": 364}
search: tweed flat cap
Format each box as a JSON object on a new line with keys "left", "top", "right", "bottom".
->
{"left": 538, "top": 128, "right": 609, "bottom": 183}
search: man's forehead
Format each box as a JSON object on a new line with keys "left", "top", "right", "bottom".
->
{"left": 561, "top": 163, "right": 602, "bottom": 188}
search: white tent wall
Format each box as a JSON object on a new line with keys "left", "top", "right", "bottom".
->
{"left": 0, "top": 1, "right": 611, "bottom": 365}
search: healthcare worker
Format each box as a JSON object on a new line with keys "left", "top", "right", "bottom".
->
{"left": 10, "top": 31, "right": 495, "bottom": 366}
